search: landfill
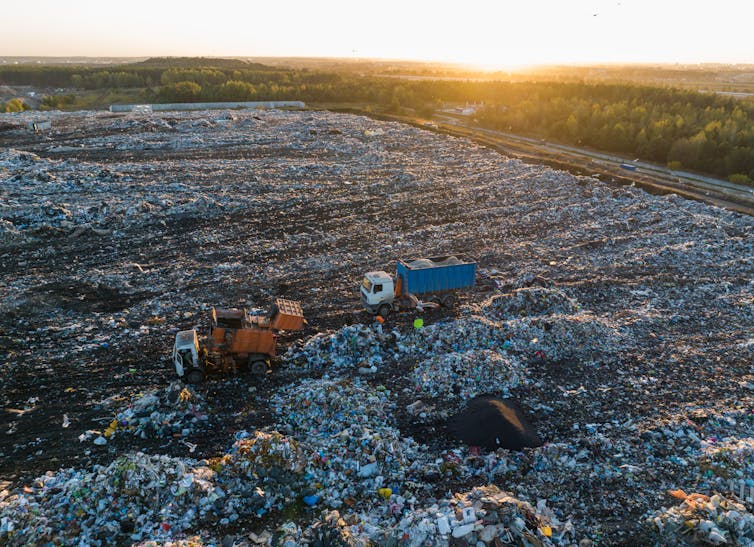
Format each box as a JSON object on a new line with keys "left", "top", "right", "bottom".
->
{"left": 1, "top": 108, "right": 753, "bottom": 545}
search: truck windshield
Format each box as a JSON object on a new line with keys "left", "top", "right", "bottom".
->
{"left": 362, "top": 277, "right": 372, "bottom": 292}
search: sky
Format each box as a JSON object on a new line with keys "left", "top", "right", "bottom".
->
{"left": 2, "top": 0, "right": 753, "bottom": 67}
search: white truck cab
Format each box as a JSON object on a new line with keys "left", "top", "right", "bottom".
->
{"left": 173, "top": 330, "right": 203, "bottom": 383}
{"left": 360, "top": 271, "right": 395, "bottom": 316}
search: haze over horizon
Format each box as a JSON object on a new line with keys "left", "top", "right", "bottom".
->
{"left": 2, "top": 0, "right": 753, "bottom": 68}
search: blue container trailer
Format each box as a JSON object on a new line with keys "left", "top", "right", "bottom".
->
{"left": 396, "top": 256, "right": 477, "bottom": 295}
{"left": 361, "top": 256, "right": 476, "bottom": 316}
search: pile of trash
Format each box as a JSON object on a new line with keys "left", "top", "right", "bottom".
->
{"left": 2, "top": 430, "right": 338, "bottom": 546}
{"left": 0, "top": 453, "right": 223, "bottom": 545}
{"left": 290, "top": 485, "right": 571, "bottom": 546}
{"left": 211, "top": 431, "right": 307, "bottom": 518}
{"left": 398, "top": 316, "right": 507, "bottom": 356}
{"left": 302, "top": 511, "right": 364, "bottom": 546}
{"left": 389, "top": 485, "right": 571, "bottom": 546}
{"left": 0, "top": 219, "right": 23, "bottom": 244}
{"left": 481, "top": 286, "right": 580, "bottom": 320}
{"left": 275, "top": 512, "right": 363, "bottom": 546}
{"left": 136, "top": 538, "right": 206, "bottom": 547}
{"left": 270, "top": 377, "right": 393, "bottom": 435}
{"left": 699, "top": 437, "right": 754, "bottom": 480}
{"left": 647, "top": 491, "right": 754, "bottom": 545}
{"left": 411, "top": 349, "right": 525, "bottom": 408}
{"left": 222, "top": 430, "right": 305, "bottom": 477}
{"left": 476, "top": 288, "right": 620, "bottom": 363}
{"left": 399, "top": 309, "right": 619, "bottom": 365}
{"left": 283, "top": 324, "right": 398, "bottom": 373}
{"left": 86, "top": 382, "right": 209, "bottom": 444}
{"left": 503, "top": 313, "right": 622, "bottom": 362}
{"left": 270, "top": 377, "right": 437, "bottom": 509}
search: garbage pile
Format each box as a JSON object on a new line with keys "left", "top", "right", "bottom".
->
{"left": 302, "top": 510, "right": 364, "bottom": 546}
{"left": 481, "top": 286, "right": 580, "bottom": 320}
{"left": 411, "top": 349, "right": 525, "bottom": 410}
{"left": 476, "top": 288, "right": 620, "bottom": 363}
{"left": 224, "top": 430, "right": 305, "bottom": 476}
{"left": 1, "top": 431, "right": 328, "bottom": 546}
{"left": 399, "top": 307, "right": 619, "bottom": 365}
{"left": 502, "top": 312, "right": 622, "bottom": 362}
{"left": 388, "top": 485, "right": 571, "bottom": 546}
{"left": 136, "top": 538, "right": 206, "bottom": 547}
{"left": 647, "top": 491, "right": 754, "bottom": 545}
{"left": 0, "top": 219, "right": 23, "bottom": 244}
{"left": 699, "top": 437, "right": 754, "bottom": 480}
{"left": 0, "top": 452, "right": 221, "bottom": 545}
{"left": 269, "top": 377, "right": 437, "bottom": 509}
{"left": 89, "top": 382, "right": 209, "bottom": 443}
{"left": 288, "top": 485, "right": 571, "bottom": 546}
{"left": 398, "top": 316, "right": 507, "bottom": 356}
{"left": 210, "top": 431, "right": 307, "bottom": 519}
{"left": 283, "top": 324, "right": 398, "bottom": 373}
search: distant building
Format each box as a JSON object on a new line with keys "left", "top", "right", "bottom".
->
{"left": 451, "top": 102, "right": 482, "bottom": 116}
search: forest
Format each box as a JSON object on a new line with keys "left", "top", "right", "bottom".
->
{"left": 1, "top": 59, "right": 753, "bottom": 183}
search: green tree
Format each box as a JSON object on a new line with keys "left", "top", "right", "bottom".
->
{"left": 668, "top": 131, "right": 707, "bottom": 170}
{"left": 728, "top": 173, "right": 752, "bottom": 186}
{"left": 218, "top": 80, "right": 256, "bottom": 100}
{"left": 40, "top": 94, "right": 75, "bottom": 111}
{"left": 4, "top": 98, "right": 28, "bottom": 112}
{"left": 161, "top": 81, "right": 201, "bottom": 102}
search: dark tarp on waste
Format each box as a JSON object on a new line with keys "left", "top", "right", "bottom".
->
{"left": 448, "top": 396, "right": 542, "bottom": 451}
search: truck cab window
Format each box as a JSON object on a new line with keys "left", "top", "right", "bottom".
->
{"left": 374, "top": 284, "right": 383, "bottom": 293}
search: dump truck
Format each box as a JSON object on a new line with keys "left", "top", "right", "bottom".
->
{"left": 173, "top": 298, "right": 305, "bottom": 383}
{"left": 360, "top": 256, "right": 476, "bottom": 316}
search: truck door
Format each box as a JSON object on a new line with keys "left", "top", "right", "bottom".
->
{"left": 174, "top": 352, "right": 184, "bottom": 377}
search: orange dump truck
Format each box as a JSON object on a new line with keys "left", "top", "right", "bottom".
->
{"left": 173, "top": 298, "right": 305, "bottom": 383}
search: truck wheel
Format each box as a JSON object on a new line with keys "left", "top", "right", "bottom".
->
{"left": 378, "top": 304, "right": 391, "bottom": 318}
{"left": 441, "top": 294, "right": 456, "bottom": 308}
{"left": 250, "top": 360, "right": 268, "bottom": 375}
{"left": 186, "top": 369, "right": 205, "bottom": 384}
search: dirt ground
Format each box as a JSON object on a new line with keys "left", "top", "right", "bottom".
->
{"left": 1, "top": 109, "right": 753, "bottom": 544}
